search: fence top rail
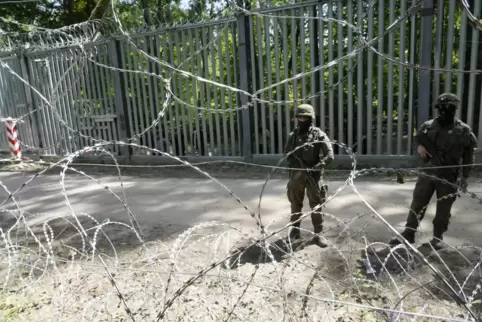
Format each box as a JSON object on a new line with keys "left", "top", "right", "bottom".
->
{"left": 248, "top": 0, "right": 320, "bottom": 14}
{"left": 247, "top": 0, "right": 351, "bottom": 15}
{"left": 22, "top": 39, "right": 111, "bottom": 57}
{"left": 118, "top": 17, "right": 237, "bottom": 39}
{"left": 0, "top": 52, "right": 17, "bottom": 60}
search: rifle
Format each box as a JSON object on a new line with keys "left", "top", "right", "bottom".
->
{"left": 416, "top": 131, "right": 458, "bottom": 182}
{"left": 416, "top": 132, "right": 446, "bottom": 166}
{"left": 290, "top": 153, "right": 328, "bottom": 197}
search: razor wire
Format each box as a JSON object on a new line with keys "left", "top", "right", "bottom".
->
{"left": 0, "top": 0, "right": 481, "bottom": 321}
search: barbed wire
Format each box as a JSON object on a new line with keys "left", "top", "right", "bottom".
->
{"left": 0, "top": 0, "right": 481, "bottom": 321}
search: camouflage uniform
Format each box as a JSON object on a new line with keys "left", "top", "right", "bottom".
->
{"left": 390, "top": 93, "right": 477, "bottom": 249}
{"left": 284, "top": 104, "right": 334, "bottom": 246}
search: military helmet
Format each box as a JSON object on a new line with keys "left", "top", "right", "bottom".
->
{"left": 435, "top": 93, "right": 460, "bottom": 108}
{"left": 296, "top": 104, "right": 315, "bottom": 119}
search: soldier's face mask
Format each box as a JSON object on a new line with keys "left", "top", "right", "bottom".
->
{"left": 437, "top": 103, "right": 457, "bottom": 126}
{"left": 297, "top": 116, "right": 311, "bottom": 133}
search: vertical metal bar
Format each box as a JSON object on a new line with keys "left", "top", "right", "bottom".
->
{"left": 407, "top": 0, "right": 417, "bottom": 154}
{"left": 309, "top": 6, "right": 316, "bottom": 111}
{"left": 41, "top": 57, "right": 56, "bottom": 153}
{"left": 169, "top": 32, "right": 181, "bottom": 155}
{"left": 201, "top": 29, "right": 215, "bottom": 156}
{"left": 98, "top": 45, "right": 112, "bottom": 147}
{"left": 85, "top": 48, "right": 97, "bottom": 148}
{"left": 175, "top": 30, "right": 188, "bottom": 155}
{"left": 232, "top": 23, "right": 241, "bottom": 156}
{"left": 159, "top": 33, "right": 171, "bottom": 153}
{"left": 250, "top": 15, "right": 259, "bottom": 155}
{"left": 83, "top": 48, "right": 98, "bottom": 148}
{"left": 28, "top": 58, "right": 48, "bottom": 152}
{"left": 337, "top": 0, "right": 344, "bottom": 153}
{"left": 417, "top": 0, "right": 434, "bottom": 130}
{"left": 12, "top": 60, "right": 33, "bottom": 148}
{"left": 150, "top": 35, "right": 162, "bottom": 155}
{"left": 105, "top": 45, "right": 118, "bottom": 147}
{"left": 76, "top": 50, "right": 90, "bottom": 149}
{"left": 181, "top": 30, "right": 193, "bottom": 155}
{"left": 377, "top": 0, "right": 384, "bottom": 154}
{"left": 125, "top": 42, "right": 140, "bottom": 153}
{"left": 140, "top": 36, "right": 155, "bottom": 155}
{"left": 19, "top": 55, "right": 41, "bottom": 148}
{"left": 196, "top": 29, "right": 208, "bottom": 155}
{"left": 2, "top": 61, "right": 16, "bottom": 115}
{"left": 347, "top": 0, "right": 353, "bottom": 150}
{"left": 1, "top": 63, "right": 14, "bottom": 149}
{"left": 318, "top": 3, "right": 325, "bottom": 132}
{"left": 398, "top": 0, "right": 407, "bottom": 155}
{"left": 282, "top": 12, "right": 290, "bottom": 141}
{"left": 97, "top": 46, "right": 112, "bottom": 149}
{"left": 141, "top": 38, "right": 154, "bottom": 152}
{"left": 0, "top": 67, "right": 6, "bottom": 149}
{"left": 300, "top": 6, "right": 306, "bottom": 100}
{"left": 456, "top": 8, "right": 467, "bottom": 120}
{"left": 210, "top": 26, "right": 221, "bottom": 156}
{"left": 187, "top": 29, "right": 199, "bottom": 155}
{"left": 219, "top": 28, "right": 229, "bottom": 156}
{"left": 432, "top": 0, "right": 444, "bottom": 118}
{"left": 85, "top": 47, "right": 99, "bottom": 148}
{"left": 256, "top": 16, "right": 267, "bottom": 154}
{"left": 63, "top": 50, "right": 81, "bottom": 152}
{"left": 327, "top": 1, "right": 334, "bottom": 143}
{"left": 466, "top": 0, "right": 481, "bottom": 129}
{"left": 131, "top": 39, "right": 145, "bottom": 152}
{"left": 264, "top": 15, "right": 274, "bottom": 154}
{"left": 136, "top": 39, "right": 149, "bottom": 151}
{"left": 366, "top": 2, "right": 374, "bottom": 154}
{"left": 356, "top": 0, "right": 364, "bottom": 154}
{"left": 444, "top": 0, "right": 456, "bottom": 94}
{"left": 111, "top": 39, "right": 130, "bottom": 155}
{"left": 274, "top": 17, "right": 282, "bottom": 154}
{"left": 52, "top": 51, "right": 71, "bottom": 154}
{"left": 291, "top": 8, "right": 298, "bottom": 132}
{"left": 386, "top": 0, "right": 395, "bottom": 155}
{"left": 237, "top": 13, "right": 252, "bottom": 160}
{"left": 45, "top": 58, "right": 60, "bottom": 154}
{"left": 0, "top": 61, "right": 13, "bottom": 150}
{"left": 123, "top": 39, "right": 138, "bottom": 153}
{"left": 92, "top": 47, "right": 107, "bottom": 145}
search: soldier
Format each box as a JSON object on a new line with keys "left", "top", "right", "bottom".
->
{"left": 389, "top": 93, "right": 477, "bottom": 249}
{"left": 284, "top": 104, "right": 334, "bottom": 247}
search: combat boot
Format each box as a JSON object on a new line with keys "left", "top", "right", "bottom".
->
{"left": 312, "top": 224, "right": 328, "bottom": 248}
{"left": 427, "top": 237, "right": 445, "bottom": 250}
{"left": 428, "top": 227, "right": 446, "bottom": 250}
{"left": 289, "top": 215, "right": 301, "bottom": 241}
{"left": 388, "top": 229, "right": 415, "bottom": 246}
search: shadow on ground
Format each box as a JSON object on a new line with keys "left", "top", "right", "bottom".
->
{"left": 222, "top": 235, "right": 325, "bottom": 268}
{"left": 360, "top": 241, "right": 482, "bottom": 317}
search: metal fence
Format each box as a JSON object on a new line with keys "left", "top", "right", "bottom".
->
{"left": 0, "top": 0, "right": 480, "bottom": 160}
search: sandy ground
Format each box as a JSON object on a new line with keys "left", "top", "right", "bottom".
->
{"left": 0, "top": 165, "right": 481, "bottom": 321}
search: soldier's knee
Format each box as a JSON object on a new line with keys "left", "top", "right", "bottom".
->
{"left": 433, "top": 212, "right": 451, "bottom": 227}
{"left": 409, "top": 199, "right": 429, "bottom": 213}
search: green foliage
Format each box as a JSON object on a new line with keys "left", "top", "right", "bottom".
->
{"left": 1, "top": 0, "right": 479, "bottom": 156}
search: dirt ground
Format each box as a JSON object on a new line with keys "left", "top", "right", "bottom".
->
{"left": 0, "top": 162, "right": 481, "bottom": 321}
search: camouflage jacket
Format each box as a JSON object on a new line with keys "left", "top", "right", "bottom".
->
{"left": 415, "top": 117, "right": 477, "bottom": 178}
{"left": 284, "top": 125, "right": 334, "bottom": 170}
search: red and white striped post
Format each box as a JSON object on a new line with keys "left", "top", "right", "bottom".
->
{"left": 5, "top": 118, "right": 22, "bottom": 160}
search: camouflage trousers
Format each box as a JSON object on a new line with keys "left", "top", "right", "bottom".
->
{"left": 287, "top": 171, "right": 326, "bottom": 233}
{"left": 405, "top": 174, "right": 458, "bottom": 237}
